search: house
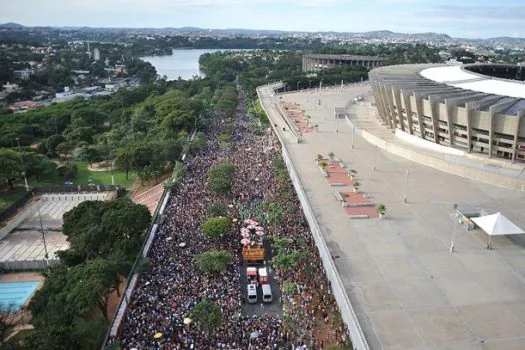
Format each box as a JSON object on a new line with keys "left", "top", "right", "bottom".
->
{"left": 2, "top": 82, "right": 19, "bottom": 93}
{"left": 9, "top": 101, "right": 43, "bottom": 113}
{"left": 13, "top": 69, "right": 35, "bottom": 80}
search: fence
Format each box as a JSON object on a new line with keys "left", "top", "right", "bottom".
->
{"left": 257, "top": 84, "right": 369, "bottom": 350}
{"left": 0, "top": 190, "right": 33, "bottom": 223}
{"left": 0, "top": 258, "right": 60, "bottom": 272}
{"left": 103, "top": 188, "right": 169, "bottom": 347}
{"left": 1, "top": 185, "right": 122, "bottom": 224}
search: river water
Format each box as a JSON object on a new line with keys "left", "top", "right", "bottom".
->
{"left": 141, "top": 49, "right": 225, "bottom": 81}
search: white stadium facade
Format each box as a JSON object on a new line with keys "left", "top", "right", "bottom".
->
{"left": 370, "top": 64, "right": 525, "bottom": 162}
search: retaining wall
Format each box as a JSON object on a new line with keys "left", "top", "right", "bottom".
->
{"left": 258, "top": 85, "right": 369, "bottom": 350}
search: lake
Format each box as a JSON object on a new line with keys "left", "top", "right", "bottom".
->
{"left": 141, "top": 49, "right": 226, "bottom": 81}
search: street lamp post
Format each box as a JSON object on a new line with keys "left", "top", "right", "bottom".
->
{"left": 449, "top": 205, "right": 458, "bottom": 253}
{"left": 373, "top": 146, "right": 377, "bottom": 171}
{"left": 16, "top": 138, "right": 29, "bottom": 192}
{"left": 403, "top": 169, "right": 409, "bottom": 204}
{"left": 37, "top": 203, "right": 49, "bottom": 259}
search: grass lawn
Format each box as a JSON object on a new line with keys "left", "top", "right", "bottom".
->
{"left": 0, "top": 186, "right": 29, "bottom": 207}
{"left": 21, "top": 161, "right": 137, "bottom": 189}
{"left": 75, "top": 162, "right": 137, "bottom": 188}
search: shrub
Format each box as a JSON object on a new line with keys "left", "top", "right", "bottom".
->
{"left": 208, "top": 160, "right": 236, "bottom": 195}
{"left": 206, "top": 203, "right": 227, "bottom": 217}
{"left": 202, "top": 217, "right": 231, "bottom": 238}
{"left": 195, "top": 250, "right": 231, "bottom": 273}
{"left": 190, "top": 300, "right": 222, "bottom": 333}
{"left": 57, "top": 162, "right": 78, "bottom": 180}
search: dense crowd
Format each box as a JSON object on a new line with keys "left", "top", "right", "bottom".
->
{"left": 117, "top": 87, "right": 351, "bottom": 349}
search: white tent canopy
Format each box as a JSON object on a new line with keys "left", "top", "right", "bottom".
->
{"left": 472, "top": 212, "right": 524, "bottom": 236}
{"left": 472, "top": 212, "right": 524, "bottom": 249}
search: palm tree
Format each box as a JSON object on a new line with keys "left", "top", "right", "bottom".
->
{"left": 328, "top": 152, "right": 335, "bottom": 160}
{"left": 353, "top": 181, "right": 360, "bottom": 193}
{"left": 316, "top": 154, "right": 324, "bottom": 163}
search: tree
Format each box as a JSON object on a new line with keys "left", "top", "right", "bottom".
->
{"left": 202, "top": 217, "right": 231, "bottom": 238}
{"left": 27, "top": 264, "right": 110, "bottom": 350}
{"left": 271, "top": 251, "right": 310, "bottom": 271}
{"left": 67, "top": 258, "right": 120, "bottom": 320}
{"left": 207, "top": 160, "right": 236, "bottom": 195}
{"left": 60, "top": 199, "right": 151, "bottom": 264}
{"left": 0, "top": 149, "right": 22, "bottom": 188}
{"left": 206, "top": 202, "right": 227, "bottom": 217}
{"left": 328, "top": 152, "right": 335, "bottom": 160}
{"left": 190, "top": 300, "right": 222, "bottom": 333}
{"left": 0, "top": 303, "right": 20, "bottom": 343}
{"left": 42, "top": 134, "right": 66, "bottom": 157}
{"left": 56, "top": 161, "right": 77, "bottom": 180}
{"left": 77, "top": 145, "right": 103, "bottom": 166}
{"left": 23, "top": 152, "right": 56, "bottom": 181}
{"left": 55, "top": 142, "right": 74, "bottom": 160}
{"left": 267, "top": 202, "right": 284, "bottom": 227}
{"left": 114, "top": 145, "right": 133, "bottom": 180}
{"left": 195, "top": 250, "right": 231, "bottom": 274}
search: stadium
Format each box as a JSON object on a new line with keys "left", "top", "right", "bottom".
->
{"left": 370, "top": 64, "right": 525, "bottom": 162}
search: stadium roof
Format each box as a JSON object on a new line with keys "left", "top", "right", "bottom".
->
{"left": 420, "top": 66, "right": 525, "bottom": 99}
{"left": 370, "top": 64, "right": 525, "bottom": 116}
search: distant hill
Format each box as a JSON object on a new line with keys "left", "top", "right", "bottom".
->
{"left": 0, "top": 23, "right": 523, "bottom": 43}
{"left": 0, "top": 22, "right": 24, "bottom": 29}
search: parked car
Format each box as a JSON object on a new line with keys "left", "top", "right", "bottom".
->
{"left": 262, "top": 284, "right": 272, "bottom": 303}
{"left": 247, "top": 284, "right": 258, "bottom": 304}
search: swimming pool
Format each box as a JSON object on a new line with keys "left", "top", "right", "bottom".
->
{"left": 0, "top": 281, "right": 40, "bottom": 311}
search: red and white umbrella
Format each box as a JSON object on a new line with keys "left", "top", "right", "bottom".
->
{"left": 241, "top": 228, "right": 250, "bottom": 234}
{"left": 241, "top": 238, "right": 251, "bottom": 245}
{"left": 241, "top": 231, "right": 250, "bottom": 238}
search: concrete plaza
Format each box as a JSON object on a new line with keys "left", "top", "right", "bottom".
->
{"left": 0, "top": 192, "right": 114, "bottom": 270}
{"left": 259, "top": 84, "right": 525, "bottom": 349}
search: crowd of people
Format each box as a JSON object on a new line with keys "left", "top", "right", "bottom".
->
{"left": 116, "top": 87, "right": 351, "bottom": 349}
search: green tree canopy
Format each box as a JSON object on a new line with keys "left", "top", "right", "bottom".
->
{"left": 195, "top": 250, "right": 231, "bottom": 274}
{"left": 202, "top": 217, "right": 231, "bottom": 238}
{"left": 0, "top": 149, "right": 22, "bottom": 188}
{"left": 60, "top": 199, "right": 151, "bottom": 264}
{"left": 190, "top": 300, "right": 222, "bottom": 333}
{"left": 207, "top": 160, "right": 236, "bottom": 195}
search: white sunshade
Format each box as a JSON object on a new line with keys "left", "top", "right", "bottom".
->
{"left": 471, "top": 212, "right": 525, "bottom": 236}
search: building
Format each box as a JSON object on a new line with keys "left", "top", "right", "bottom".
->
{"left": 93, "top": 48, "right": 100, "bottom": 61}
{"left": 9, "top": 101, "right": 43, "bottom": 113}
{"left": 302, "top": 54, "right": 387, "bottom": 72}
{"left": 2, "top": 82, "right": 19, "bottom": 93}
{"left": 13, "top": 69, "right": 34, "bottom": 80}
{"left": 370, "top": 64, "right": 525, "bottom": 162}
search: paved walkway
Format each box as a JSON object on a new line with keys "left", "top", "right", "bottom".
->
{"left": 259, "top": 84, "right": 525, "bottom": 350}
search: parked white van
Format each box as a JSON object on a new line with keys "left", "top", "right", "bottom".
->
{"left": 247, "top": 284, "right": 258, "bottom": 304}
{"left": 261, "top": 284, "right": 272, "bottom": 303}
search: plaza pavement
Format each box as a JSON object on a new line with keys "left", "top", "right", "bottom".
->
{"left": 259, "top": 84, "right": 525, "bottom": 350}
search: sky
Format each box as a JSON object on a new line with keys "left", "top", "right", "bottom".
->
{"left": 1, "top": 0, "right": 524, "bottom": 39}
